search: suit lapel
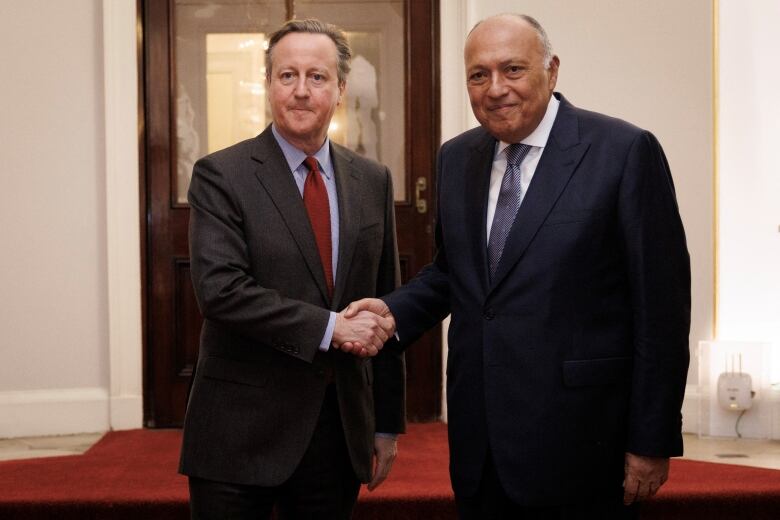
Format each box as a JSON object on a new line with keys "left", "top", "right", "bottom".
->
{"left": 331, "top": 145, "right": 362, "bottom": 310}
{"left": 250, "top": 127, "right": 331, "bottom": 304}
{"left": 463, "top": 132, "right": 496, "bottom": 298}
{"left": 488, "top": 96, "right": 590, "bottom": 293}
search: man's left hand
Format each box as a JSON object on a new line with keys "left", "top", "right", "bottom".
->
{"left": 331, "top": 310, "right": 393, "bottom": 357}
{"left": 367, "top": 435, "right": 397, "bottom": 491}
{"left": 623, "top": 452, "right": 669, "bottom": 505}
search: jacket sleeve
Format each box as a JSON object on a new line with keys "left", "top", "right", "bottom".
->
{"left": 188, "top": 155, "right": 330, "bottom": 363}
{"left": 618, "top": 131, "right": 691, "bottom": 457}
{"left": 371, "top": 167, "right": 407, "bottom": 434}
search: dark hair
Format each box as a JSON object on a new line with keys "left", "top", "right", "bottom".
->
{"left": 265, "top": 19, "right": 352, "bottom": 84}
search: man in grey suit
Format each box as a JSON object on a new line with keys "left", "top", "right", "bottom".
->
{"left": 179, "top": 19, "right": 404, "bottom": 519}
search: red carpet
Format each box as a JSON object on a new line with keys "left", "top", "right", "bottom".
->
{"left": 1, "top": 423, "right": 779, "bottom": 519}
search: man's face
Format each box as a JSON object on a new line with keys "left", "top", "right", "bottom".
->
{"left": 267, "top": 32, "right": 344, "bottom": 152}
{"left": 464, "top": 16, "right": 559, "bottom": 143}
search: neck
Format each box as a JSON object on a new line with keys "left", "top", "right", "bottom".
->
{"left": 275, "top": 126, "right": 327, "bottom": 156}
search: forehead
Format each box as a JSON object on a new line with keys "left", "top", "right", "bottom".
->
{"left": 464, "top": 18, "right": 543, "bottom": 68}
{"left": 272, "top": 32, "right": 339, "bottom": 68}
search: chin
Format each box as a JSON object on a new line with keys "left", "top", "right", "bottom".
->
{"left": 485, "top": 125, "right": 514, "bottom": 141}
{"left": 286, "top": 121, "right": 315, "bottom": 133}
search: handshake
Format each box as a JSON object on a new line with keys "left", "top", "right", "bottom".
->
{"left": 331, "top": 298, "right": 394, "bottom": 358}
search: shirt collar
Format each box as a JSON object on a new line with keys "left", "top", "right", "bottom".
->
{"left": 271, "top": 124, "right": 333, "bottom": 179}
{"left": 496, "top": 94, "right": 560, "bottom": 157}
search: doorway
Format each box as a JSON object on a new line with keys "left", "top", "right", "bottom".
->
{"left": 141, "top": 0, "right": 441, "bottom": 427}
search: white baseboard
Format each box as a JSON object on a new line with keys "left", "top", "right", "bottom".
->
{"left": 0, "top": 387, "right": 110, "bottom": 438}
{"left": 110, "top": 394, "right": 143, "bottom": 431}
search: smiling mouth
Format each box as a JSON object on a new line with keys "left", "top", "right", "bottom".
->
{"left": 488, "top": 104, "right": 517, "bottom": 112}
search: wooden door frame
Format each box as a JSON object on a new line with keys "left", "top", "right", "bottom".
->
{"left": 139, "top": 0, "right": 441, "bottom": 427}
{"left": 398, "top": 0, "right": 442, "bottom": 420}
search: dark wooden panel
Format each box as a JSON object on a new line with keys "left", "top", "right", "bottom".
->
{"left": 395, "top": 0, "right": 441, "bottom": 422}
{"left": 143, "top": 0, "right": 193, "bottom": 428}
{"left": 398, "top": 254, "right": 411, "bottom": 284}
{"left": 174, "top": 259, "right": 201, "bottom": 378}
{"left": 142, "top": 0, "right": 441, "bottom": 427}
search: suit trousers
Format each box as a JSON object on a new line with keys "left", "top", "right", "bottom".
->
{"left": 455, "top": 450, "right": 639, "bottom": 520}
{"left": 188, "top": 385, "right": 360, "bottom": 520}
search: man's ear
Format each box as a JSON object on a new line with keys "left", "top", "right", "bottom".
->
{"left": 547, "top": 55, "right": 560, "bottom": 92}
{"left": 338, "top": 82, "right": 346, "bottom": 105}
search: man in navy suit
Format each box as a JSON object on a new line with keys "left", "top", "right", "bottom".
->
{"left": 345, "top": 13, "right": 690, "bottom": 518}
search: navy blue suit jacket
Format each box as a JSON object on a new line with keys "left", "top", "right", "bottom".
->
{"left": 384, "top": 93, "right": 690, "bottom": 505}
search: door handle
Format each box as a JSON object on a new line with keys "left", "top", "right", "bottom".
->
{"left": 415, "top": 177, "right": 428, "bottom": 214}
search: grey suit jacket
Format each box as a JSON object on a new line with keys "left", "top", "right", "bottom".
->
{"left": 179, "top": 125, "right": 405, "bottom": 486}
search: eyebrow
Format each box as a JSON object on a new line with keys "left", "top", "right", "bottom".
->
{"left": 498, "top": 58, "right": 530, "bottom": 67}
{"left": 467, "top": 57, "right": 531, "bottom": 70}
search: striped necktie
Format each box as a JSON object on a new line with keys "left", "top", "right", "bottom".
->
{"left": 487, "top": 143, "right": 532, "bottom": 279}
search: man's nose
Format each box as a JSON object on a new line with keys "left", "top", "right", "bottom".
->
{"left": 486, "top": 73, "right": 508, "bottom": 97}
{"left": 293, "top": 77, "right": 309, "bottom": 97}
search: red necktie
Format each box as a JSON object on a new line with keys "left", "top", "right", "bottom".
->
{"left": 303, "top": 156, "right": 333, "bottom": 297}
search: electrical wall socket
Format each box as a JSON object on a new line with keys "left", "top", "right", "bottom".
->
{"left": 717, "top": 372, "right": 753, "bottom": 411}
{"left": 698, "top": 341, "right": 774, "bottom": 439}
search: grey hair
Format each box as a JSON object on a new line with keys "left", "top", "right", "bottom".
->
{"left": 469, "top": 14, "right": 554, "bottom": 69}
{"left": 265, "top": 18, "right": 352, "bottom": 85}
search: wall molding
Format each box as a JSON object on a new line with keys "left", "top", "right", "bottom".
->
{"left": 0, "top": 388, "right": 111, "bottom": 438}
{"left": 712, "top": 0, "right": 720, "bottom": 338}
{"left": 103, "top": 0, "right": 143, "bottom": 431}
{"left": 439, "top": 0, "right": 474, "bottom": 144}
{"left": 438, "top": 0, "right": 472, "bottom": 422}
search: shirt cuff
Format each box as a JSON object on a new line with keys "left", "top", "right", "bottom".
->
{"left": 375, "top": 432, "right": 398, "bottom": 439}
{"left": 318, "top": 311, "right": 337, "bottom": 352}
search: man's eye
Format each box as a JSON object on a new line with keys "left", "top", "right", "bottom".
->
{"left": 280, "top": 72, "right": 295, "bottom": 81}
{"left": 507, "top": 66, "right": 523, "bottom": 74}
{"left": 312, "top": 73, "right": 324, "bottom": 82}
{"left": 468, "top": 72, "right": 486, "bottom": 83}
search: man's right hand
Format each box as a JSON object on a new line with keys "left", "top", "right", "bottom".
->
{"left": 332, "top": 309, "right": 394, "bottom": 357}
{"left": 337, "top": 299, "right": 396, "bottom": 356}
{"left": 344, "top": 298, "right": 394, "bottom": 322}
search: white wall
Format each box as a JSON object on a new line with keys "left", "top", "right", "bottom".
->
{"left": 715, "top": 0, "right": 780, "bottom": 437}
{"left": 717, "top": 0, "right": 780, "bottom": 357}
{"left": 0, "top": 1, "right": 112, "bottom": 436}
{"left": 5, "top": 0, "right": 768, "bottom": 439}
{"left": 439, "top": 0, "right": 715, "bottom": 418}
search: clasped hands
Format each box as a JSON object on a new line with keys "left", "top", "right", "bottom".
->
{"left": 332, "top": 298, "right": 394, "bottom": 357}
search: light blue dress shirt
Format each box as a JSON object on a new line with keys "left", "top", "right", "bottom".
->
{"left": 271, "top": 125, "right": 338, "bottom": 352}
{"left": 271, "top": 127, "right": 397, "bottom": 440}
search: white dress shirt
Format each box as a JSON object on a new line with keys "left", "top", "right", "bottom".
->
{"left": 486, "top": 95, "right": 560, "bottom": 242}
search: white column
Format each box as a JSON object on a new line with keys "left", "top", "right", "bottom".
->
{"left": 103, "top": 0, "right": 143, "bottom": 430}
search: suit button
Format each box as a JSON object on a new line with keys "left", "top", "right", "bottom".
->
{"left": 483, "top": 309, "right": 495, "bottom": 320}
